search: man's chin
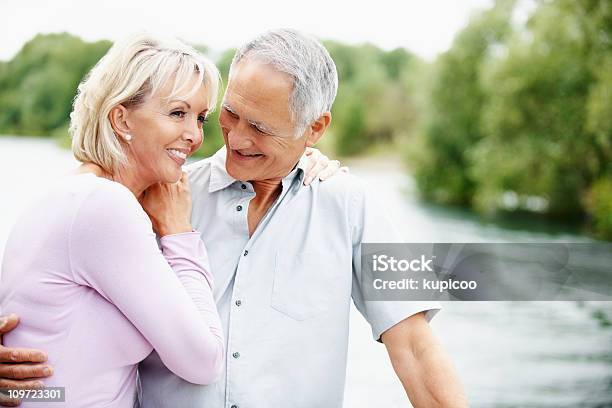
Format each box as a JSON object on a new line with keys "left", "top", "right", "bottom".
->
{"left": 226, "top": 162, "right": 253, "bottom": 181}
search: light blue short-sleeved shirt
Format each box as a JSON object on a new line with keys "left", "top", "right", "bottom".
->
{"left": 138, "top": 147, "right": 440, "bottom": 408}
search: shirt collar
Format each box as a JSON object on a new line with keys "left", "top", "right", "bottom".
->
{"left": 283, "top": 154, "right": 308, "bottom": 192}
{"left": 208, "top": 146, "right": 236, "bottom": 193}
{"left": 208, "top": 145, "right": 308, "bottom": 193}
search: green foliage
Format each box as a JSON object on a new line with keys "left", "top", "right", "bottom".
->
{"left": 409, "top": 0, "right": 515, "bottom": 205}
{"left": 194, "top": 108, "right": 225, "bottom": 158}
{"left": 0, "top": 33, "right": 111, "bottom": 136}
{"left": 326, "top": 41, "right": 420, "bottom": 156}
{"left": 216, "top": 48, "right": 236, "bottom": 83}
{"left": 473, "top": 0, "right": 594, "bottom": 217}
{"left": 586, "top": 176, "right": 612, "bottom": 240}
{"left": 334, "top": 98, "right": 367, "bottom": 156}
{"left": 408, "top": 0, "right": 612, "bottom": 238}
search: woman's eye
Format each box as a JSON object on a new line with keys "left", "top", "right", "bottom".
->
{"left": 170, "top": 111, "right": 186, "bottom": 118}
{"left": 197, "top": 115, "right": 208, "bottom": 126}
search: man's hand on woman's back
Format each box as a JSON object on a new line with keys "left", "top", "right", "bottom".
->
{"left": 0, "top": 314, "right": 53, "bottom": 407}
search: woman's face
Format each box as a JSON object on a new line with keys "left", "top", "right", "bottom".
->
{"left": 124, "top": 76, "right": 210, "bottom": 185}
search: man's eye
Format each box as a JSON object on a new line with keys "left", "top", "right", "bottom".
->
{"left": 170, "top": 111, "right": 186, "bottom": 118}
{"left": 251, "top": 124, "right": 266, "bottom": 135}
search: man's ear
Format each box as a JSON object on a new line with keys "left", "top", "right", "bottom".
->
{"left": 109, "top": 104, "right": 131, "bottom": 140}
{"left": 305, "top": 112, "right": 331, "bottom": 147}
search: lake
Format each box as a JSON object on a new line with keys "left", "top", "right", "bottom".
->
{"left": 1, "top": 137, "right": 611, "bottom": 407}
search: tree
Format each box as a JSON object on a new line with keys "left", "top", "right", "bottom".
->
{"left": 327, "top": 41, "right": 421, "bottom": 156}
{"left": 0, "top": 33, "right": 111, "bottom": 136}
{"left": 473, "top": 0, "right": 594, "bottom": 217}
{"left": 409, "top": 0, "right": 516, "bottom": 205}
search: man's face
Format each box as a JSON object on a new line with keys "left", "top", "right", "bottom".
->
{"left": 219, "top": 59, "right": 309, "bottom": 182}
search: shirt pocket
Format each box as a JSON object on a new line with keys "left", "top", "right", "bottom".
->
{"left": 271, "top": 251, "right": 339, "bottom": 321}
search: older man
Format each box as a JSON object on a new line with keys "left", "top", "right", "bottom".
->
{"left": 0, "top": 30, "right": 467, "bottom": 407}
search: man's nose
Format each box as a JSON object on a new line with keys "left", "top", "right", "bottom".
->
{"left": 227, "top": 123, "right": 253, "bottom": 150}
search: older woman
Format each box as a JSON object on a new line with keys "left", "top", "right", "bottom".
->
{"left": 0, "top": 33, "right": 339, "bottom": 407}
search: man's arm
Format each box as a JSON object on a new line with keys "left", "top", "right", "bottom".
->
{"left": 381, "top": 312, "right": 468, "bottom": 408}
{"left": 345, "top": 176, "right": 466, "bottom": 406}
{"left": 0, "top": 314, "right": 53, "bottom": 407}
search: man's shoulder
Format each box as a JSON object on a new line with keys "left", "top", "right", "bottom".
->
{"left": 185, "top": 157, "right": 214, "bottom": 189}
{"left": 308, "top": 172, "right": 368, "bottom": 212}
{"left": 185, "top": 157, "right": 213, "bottom": 175}
{"left": 312, "top": 172, "right": 367, "bottom": 199}
{"left": 310, "top": 172, "right": 399, "bottom": 242}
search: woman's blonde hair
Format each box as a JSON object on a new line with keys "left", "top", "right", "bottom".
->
{"left": 70, "top": 32, "right": 220, "bottom": 173}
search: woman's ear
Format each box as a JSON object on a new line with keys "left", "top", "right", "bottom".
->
{"left": 305, "top": 112, "right": 332, "bottom": 147}
{"left": 109, "top": 104, "right": 131, "bottom": 141}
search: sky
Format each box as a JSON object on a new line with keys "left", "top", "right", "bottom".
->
{"left": 1, "top": 0, "right": 496, "bottom": 61}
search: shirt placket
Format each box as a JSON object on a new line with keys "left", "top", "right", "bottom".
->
{"left": 224, "top": 177, "right": 298, "bottom": 408}
{"left": 226, "top": 181, "right": 252, "bottom": 408}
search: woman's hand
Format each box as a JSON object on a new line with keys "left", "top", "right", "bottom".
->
{"left": 302, "top": 147, "right": 349, "bottom": 186}
{"left": 139, "top": 172, "right": 193, "bottom": 237}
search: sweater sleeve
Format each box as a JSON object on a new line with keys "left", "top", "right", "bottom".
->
{"left": 69, "top": 181, "right": 224, "bottom": 385}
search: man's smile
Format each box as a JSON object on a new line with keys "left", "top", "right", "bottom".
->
{"left": 231, "top": 149, "right": 265, "bottom": 161}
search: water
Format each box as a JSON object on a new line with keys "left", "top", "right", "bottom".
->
{"left": 1, "top": 137, "right": 611, "bottom": 407}
{"left": 343, "top": 162, "right": 612, "bottom": 407}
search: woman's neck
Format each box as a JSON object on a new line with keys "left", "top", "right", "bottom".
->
{"left": 76, "top": 163, "right": 149, "bottom": 198}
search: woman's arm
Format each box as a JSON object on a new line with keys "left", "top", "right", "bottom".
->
{"left": 70, "top": 180, "right": 224, "bottom": 385}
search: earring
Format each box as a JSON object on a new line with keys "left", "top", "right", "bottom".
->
{"left": 124, "top": 134, "right": 132, "bottom": 142}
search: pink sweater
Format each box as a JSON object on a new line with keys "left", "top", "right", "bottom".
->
{"left": 0, "top": 174, "right": 224, "bottom": 406}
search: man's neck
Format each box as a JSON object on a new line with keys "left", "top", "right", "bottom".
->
{"left": 251, "top": 178, "right": 283, "bottom": 202}
{"left": 247, "top": 178, "right": 283, "bottom": 237}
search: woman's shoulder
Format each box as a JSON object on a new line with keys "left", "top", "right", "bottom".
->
{"left": 72, "top": 174, "right": 142, "bottom": 214}
{"left": 78, "top": 173, "right": 133, "bottom": 197}
{"left": 40, "top": 173, "right": 144, "bottom": 230}
{"left": 20, "top": 173, "right": 137, "bottom": 217}
{"left": 6, "top": 174, "right": 147, "bottom": 258}
{"left": 48, "top": 173, "right": 134, "bottom": 208}
{"left": 68, "top": 174, "right": 151, "bottom": 235}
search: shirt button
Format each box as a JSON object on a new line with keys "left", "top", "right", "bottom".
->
{"left": 235, "top": 300, "right": 242, "bottom": 306}
{"left": 231, "top": 405, "right": 238, "bottom": 408}
{"left": 236, "top": 205, "right": 243, "bottom": 211}
{"left": 243, "top": 250, "right": 248, "bottom": 256}
{"left": 241, "top": 184, "right": 246, "bottom": 189}
{"left": 232, "top": 352, "right": 240, "bottom": 359}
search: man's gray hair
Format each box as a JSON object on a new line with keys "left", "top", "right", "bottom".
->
{"left": 230, "top": 29, "right": 338, "bottom": 136}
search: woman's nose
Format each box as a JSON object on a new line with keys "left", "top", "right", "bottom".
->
{"left": 183, "top": 116, "right": 202, "bottom": 146}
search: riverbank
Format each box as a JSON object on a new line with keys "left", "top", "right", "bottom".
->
{"left": 344, "top": 149, "right": 599, "bottom": 242}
